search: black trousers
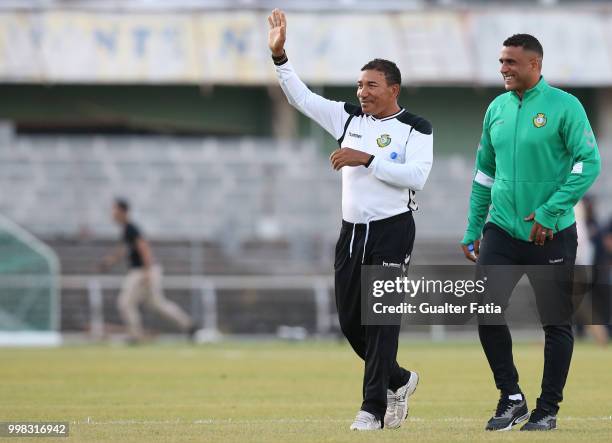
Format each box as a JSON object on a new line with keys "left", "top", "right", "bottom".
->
{"left": 477, "top": 222, "right": 577, "bottom": 414}
{"left": 334, "top": 211, "right": 415, "bottom": 422}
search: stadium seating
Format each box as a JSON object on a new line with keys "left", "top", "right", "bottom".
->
{"left": 0, "top": 135, "right": 341, "bottom": 242}
{"left": 1, "top": 134, "right": 610, "bottom": 250}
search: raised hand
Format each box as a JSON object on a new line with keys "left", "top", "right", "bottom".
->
{"left": 267, "top": 8, "right": 287, "bottom": 57}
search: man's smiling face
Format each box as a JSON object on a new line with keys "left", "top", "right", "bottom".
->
{"left": 357, "top": 69, "right": 398, "bottom": 117}
{"left": 499, "top": 45, "right": 541, "bottom": 94}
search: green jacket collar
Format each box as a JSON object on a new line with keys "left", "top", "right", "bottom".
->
{"left": 512, "top": 76, "right": 548, "bottom": 102}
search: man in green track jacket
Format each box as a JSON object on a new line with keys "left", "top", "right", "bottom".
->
{"left": 461, "top": 34, "right": 601, "bottom": 431}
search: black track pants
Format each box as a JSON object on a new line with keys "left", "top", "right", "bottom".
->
{"left": 477, "top": 222, "right": 577, "bottom": 413}
{"left": 334, "top": 211, "right": 415, "bottom": 422}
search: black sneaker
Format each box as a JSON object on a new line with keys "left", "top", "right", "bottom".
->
{"left": 520, "top": 408, "right": 557, "bottom": 431}
{"left": 485, "top": 394, "right": 529, "bottom": 431}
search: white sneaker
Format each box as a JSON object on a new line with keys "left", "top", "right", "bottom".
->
{"left": 384, "top": 371, "right": 420, "bottom": 429}
{"left": 349, "top": 410, "right": 382, "bottom": 431}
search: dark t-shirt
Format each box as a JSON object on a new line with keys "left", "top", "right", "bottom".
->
{"left": 123, "top": 222, "right": 143, "bottom": 268}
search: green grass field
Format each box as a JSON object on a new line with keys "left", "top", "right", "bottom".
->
{"left": 1, "top": 340, "right": 611, "bottom": 442}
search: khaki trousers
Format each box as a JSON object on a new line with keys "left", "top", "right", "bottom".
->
{"left": 117, "top": 265, "right": 192, "bottom": 339}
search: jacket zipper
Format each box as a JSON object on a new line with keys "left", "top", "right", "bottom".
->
{"left": 513, "top": 99, "right": 522, "bottom": 238}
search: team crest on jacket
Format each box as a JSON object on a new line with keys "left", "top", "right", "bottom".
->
{"left": 376, "top": 134, "right": 391, "bottom": 147}
{"left": 533, "top": 113, "right": 547, "bottom": 128}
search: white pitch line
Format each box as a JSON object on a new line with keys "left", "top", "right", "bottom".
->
{"left": 71, "top": 416, "right": 612, "bottom": 426}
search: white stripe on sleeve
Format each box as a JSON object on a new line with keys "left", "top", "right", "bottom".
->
{"left": 571, "top": 162, "right": 583, "bottom": 174}
{"left": 474, "top": 170, "right": 494, "bottom": 188}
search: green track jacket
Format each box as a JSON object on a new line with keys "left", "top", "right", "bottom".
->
{"left": 462, "top": 77, "right": 601, "bottom": 244}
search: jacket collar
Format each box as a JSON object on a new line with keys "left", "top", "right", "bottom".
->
{"left": 513, "top": 76, "right": 548, "bottom": 101}
{"left": 369, "top": 107, "right": 404, "bottom": 121}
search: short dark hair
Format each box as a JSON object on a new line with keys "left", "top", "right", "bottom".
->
{"left": 503, "top": 34, "right": 543, "bottom": 58}
{"left": 361, "top": 58, "right": 402, "bottom": 86}
{"left": 114, "top": 197, "right": 129, "bottom": 213}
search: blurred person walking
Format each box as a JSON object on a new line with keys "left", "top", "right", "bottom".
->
{"left": 574, "top": 197, "right": 609, "bottom": 346}
{"left": 268, "top": 9, "right": 433, "bottom": 431}
{"left": 99, "top": 198, "right": 196, "bottom": 343}
{"left": 461, "top": 35, "right": 601, "bottom": 431}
